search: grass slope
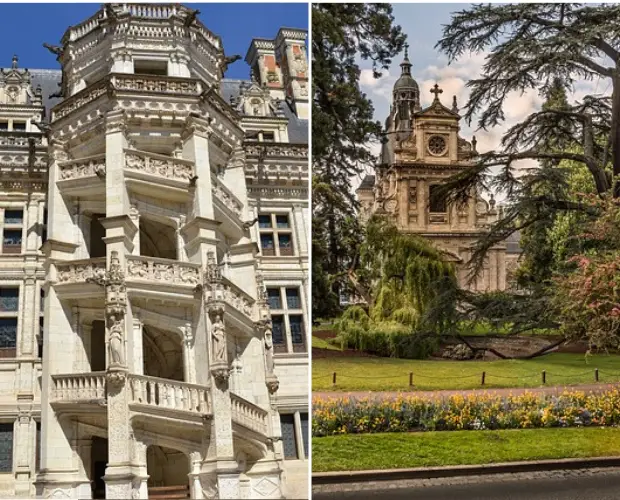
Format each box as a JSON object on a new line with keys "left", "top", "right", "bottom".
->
{"left": 312, "top": 428, "right": 620, "bottom": 472}
{"left": 312, "top": 336, "right": 342, "bottom": 351}
{"left": 312, "top": 353, "right": 620, "bottom": 391}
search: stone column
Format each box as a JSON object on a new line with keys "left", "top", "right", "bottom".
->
{"left": 189, "top": 451, "right": 204, "bottom": 499}
{"left": 182, "top": 322, "right": 196, "bottom": 384}
{"left": 14, "top": 414, "right": 33, "bottom": 498}
{"left": 204, "top": 302, "right": 239, "bottom": 499}
{"left": 131, "top": 437, "right": 149, "bottom": 500}
{"left": 74, "top": 437, "right": 93, "bottom": 499}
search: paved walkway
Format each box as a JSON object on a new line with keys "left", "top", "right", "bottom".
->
{"left": 313, "top": 383, "right": 619, "bottom": 400}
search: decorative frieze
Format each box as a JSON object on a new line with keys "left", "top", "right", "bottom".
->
{"left": 111, "top": 75, "right": 201, "bottom": 96}
{"left": 52, "top": 79, "right": 108, "bottom": 121}
{"left": 125, "top": 149, "right": 194, "bottom": 181}
{"left": 244, "top": 143, "right": 308, "bottom": 159}
{"left": 0, "top": 134, "right": 43, "bottom": 147}
{"left": 126, "top": 256, "right": 201, "bottom": 286}
{"left": 55, "top": 258, "right": 107, "bottom": 284}
{"left": 58, "top": 155, "right": 106, "bottom": 180}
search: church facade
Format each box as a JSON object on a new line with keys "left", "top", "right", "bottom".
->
{"left": 0, "top": 4, "right": 308, "bottom": 499}
{"left": 358, "top": 48, "right": 515, "bottom": 292}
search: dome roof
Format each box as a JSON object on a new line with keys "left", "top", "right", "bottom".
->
{"left": 393, "top": 44, "right": 418, "bottom": 92}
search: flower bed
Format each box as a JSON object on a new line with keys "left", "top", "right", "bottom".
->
{"left": 312, "top": 390, "right": 620, "bottom": 436}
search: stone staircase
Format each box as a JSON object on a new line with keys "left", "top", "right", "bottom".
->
{"left": 148, "top": 485, "right": 190, "bottom": 499}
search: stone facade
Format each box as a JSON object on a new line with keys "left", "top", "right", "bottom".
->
{"left": 357, "top": 48, "right": 510, "bottom": 292}
{"left": 0, "top": 4, "right": 308, "bottom": 499}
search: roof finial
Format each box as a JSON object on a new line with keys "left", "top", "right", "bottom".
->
{"left": 404, "top": 43, "right": 409, "bottom": 60}
{"left": 430, "top": 83, "right": 443, "bottom": 102}
{"left": 11, "top": 55, "right": 18, "bottom": 69}
{"left": 452, "top": 95, "right": 458, "bottom": 113}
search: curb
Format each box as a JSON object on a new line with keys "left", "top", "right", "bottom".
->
{"left": 312, "top": 456, "right": 620, "bottom": 485}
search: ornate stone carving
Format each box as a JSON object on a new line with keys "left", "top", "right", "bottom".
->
{"left": 45, "top": 488, "right": 71, "bottom": 499}
{"left": 57, "top": 259, "right": 107, "bottom": 284}
{"left": 112, "top": 75, "right": 200, "bottom": 95}
{"left": 52, "top": 80, "right": 108, "bottom": 121}
{"left": 59, "top": 155, "right": 106, "bottom": 180}
{"left": 125, "top": 150, "right": 194, "bottom": 181}
{"left": 244, "top": 143, "right": 308, "bottom": 159}
{"left": 209, "top": 305, "right": 227, "bottom": 363}
{"left": 107, "top": 312, "right": 125, "bottom": 367}
{"left": 212, "top": 178, "right": 243, "bottom": 218}
{"left": 126, "top": 256, "right": 201, "bottom": 286}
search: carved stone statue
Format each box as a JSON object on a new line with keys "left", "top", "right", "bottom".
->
{"left": 108, "top": 314, "right": 125, "bottom": 366}
{"left": 211, "top": 313, "right": 226, "bottom": 363}
{"left": 264, "top": 324, "right": 274, "bottom": 374}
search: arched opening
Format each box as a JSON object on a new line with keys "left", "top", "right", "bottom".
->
{"left": 146, "top": 445, "right": 190, "bottom": 499}
{"left": 139, "top": 218, "right": 177, "bottom": 260}
{"left": 91, "top": 437, "right": 108, "bottom": 499}
{"left": 143, "top": 326, "right": 183, "bottom": 381}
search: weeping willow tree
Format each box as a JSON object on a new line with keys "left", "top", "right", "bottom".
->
{"left": 335, "top": 216, "right": 459, "bottom": 358}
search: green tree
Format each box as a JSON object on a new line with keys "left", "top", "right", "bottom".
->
{"left": 312, "top": 4, "right": 405, "bottom": 319}
{"left": 335, "top": 216, "right": 459, "bottom": 358}
{"left": 435, "top": 4, "right": 618, "bottom": 279}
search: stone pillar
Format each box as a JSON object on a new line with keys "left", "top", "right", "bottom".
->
{"left": 25, "top": 198, "right": 40, "bottom": 252}
{"left": 189, "top": 451, "right": 204, "bottom": 500}
{"left": 182, "top": 116, "right": 214, "bottom": 222}
{"left": 74, "top": 437, "right": 93, "bottom": 499}
{"left": 14, "top": 414, "right": 33, "bottom": 498}
{"left": 204, "top": 302, "right": 239, "bottom": 499}
{"left": 131, "top": 438, "right": 149, "bottom": 500}
{"left": 182, "top": 322, "right": 196, "bottom": 383}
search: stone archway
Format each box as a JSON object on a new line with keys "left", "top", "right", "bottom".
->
{"left": 139, "top": 217, "right": 177, "bottom": 260}
{"left": 143, "top": 325, "right": 184, "bottom": 381}
{"left": 146, "top": 445, "right": 190, "bottom": 499}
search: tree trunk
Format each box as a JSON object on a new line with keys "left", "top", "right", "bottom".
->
{"left": 612, "top": 73, "right": 620, "bottom": 197}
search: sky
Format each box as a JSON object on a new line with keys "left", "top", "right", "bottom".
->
{"left": 0, "top": 3, "right": 308, "bottom": 80}
{"left": 357, "top": 3, "right": 612, "bottom": 197}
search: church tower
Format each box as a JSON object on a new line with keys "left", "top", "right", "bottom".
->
{"left": 358, "top": 52, "right": 508, "bottom": 292}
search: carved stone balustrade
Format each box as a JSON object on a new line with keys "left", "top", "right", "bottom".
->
{"left": 55, "top": 257, "right": 107, "bottom": 285}
{"left": 124, "top": 149, "right": 194, "bottom": 182}
{"left": 51, "top": 372, "right": 107, "bottom": 403}
{"left": 128, "top": 374, "right": 211, "bottom": 415}
{"left": 212, "top": 176, "right": 243, "bottom": 218}
{"left": 51, "top": 78, "right": 108, "bottom": 122}
{"left": 0, "top": 132, "right": 44, "bottom": 148}
{"left": 244, "top": 143, "right": 308, "bottom": 160}
{"left": 111, "top": 74, "right": 202, "bottom": 96}
{"left": 230, "top": 393, "right": 269, "bottom": 436}
{"left": 205, "top": 277, "right": 256, "bottom": 319}
{"left": 58, "top": 154, "right": 106, "bottom": 180}
{"left": 126, "top": 256, "right": 201, "bottom": 287}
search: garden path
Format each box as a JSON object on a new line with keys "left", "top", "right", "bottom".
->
{"left": 313, "top": 383, "right": 619, "bottom": 400}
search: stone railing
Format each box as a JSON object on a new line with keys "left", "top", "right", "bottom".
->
{"left": 244, "top": 143, "right": 308, "bottom": 160}
{"left": 129, "top": 374, "right": 210, "bottom": 414}
{"left": 212, "top": 177, "right": 243, "bottom": 218}
{"left": 111, "top": 75, "right": 201, "bottom": 96}
{"left": 58, "top": 154, "right": 106, "bottom": 180}
{"left": 51, "top": 372, "right": 106, "bottom": 402}
{"left": 125, "top": 3, "right": 179, "bottom": 18}
{"left": 52, "top": 78, "right": 108, "bottom": 122}
{"left": 206, "top": 278, "right": 255, "bottom": 319}
{"left": 125, "top": 149, "right": 194, "bottom": 182}
{"left": 126, "top": 256, "right": 201, "bottom": 287}
{"left": 230, "top": 393, "right": 268, "bottom": 435}
{"left": 0, "top": 133, "right": 44, "bottom": 148}
{"left": 55, "top": 258, "right": 107, "bottom": 285}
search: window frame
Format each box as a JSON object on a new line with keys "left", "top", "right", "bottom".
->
{"left": 264, "top": 285, "right": 306, "bottom": 354}
{"left": 258, "top": 212, "right": 295, "bottom": 257}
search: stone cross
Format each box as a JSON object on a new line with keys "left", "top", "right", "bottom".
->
{"left": 431, "top": 83, "right": 443, "bottom": 101}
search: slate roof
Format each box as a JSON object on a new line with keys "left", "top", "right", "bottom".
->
{"left": 220, "top": 78, "right": 308, "bottom": 144}
{"left": 358, "top": 175, "right": 375, "bottom": 191}
{"left": 30, "top": 69, "right": 63, "bottom": 119}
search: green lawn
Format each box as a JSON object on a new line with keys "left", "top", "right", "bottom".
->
{"left": 312, "top": 336, "right": 342, "bottom": 351}
{"left": 312, "top": 353, "right": 620, "bottom": 391}
{"left": 312, "top": 428, "right": 620, "bottom": 472}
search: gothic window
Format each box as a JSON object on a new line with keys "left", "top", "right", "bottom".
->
{"left": 265, "top": 286, "right": 306, "bottom": 353}
{"left": 427, "top": 135, "right": 447, "bottom": 156}
{"left": 258, "top": 213, "right": 295, "bottom": 257}
{"left": 429, "top": 185, "right": 448, "bottom": 213}
{"left": 0, "top": 423, "right": 13, "bottom": 472}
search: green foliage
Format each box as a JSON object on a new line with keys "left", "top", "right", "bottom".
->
{"left": 312, "top": 4, "right": 405, "bottom": 319}
{"left": 334, "top": 217, "right": 457, "bottom": 358}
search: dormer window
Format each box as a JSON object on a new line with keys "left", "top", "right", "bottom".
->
{"left": 134, "top": 60, "right": 168, "bottom": 76}
{"left": 6, "top": 86, "right": 18, "bottom": 103}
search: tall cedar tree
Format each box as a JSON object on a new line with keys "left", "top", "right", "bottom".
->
{"left": 312, "top": 4, "right": 405, "bottom": 319}
{"left": 435, "top": 4, "right": 618, "bottom": 280}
